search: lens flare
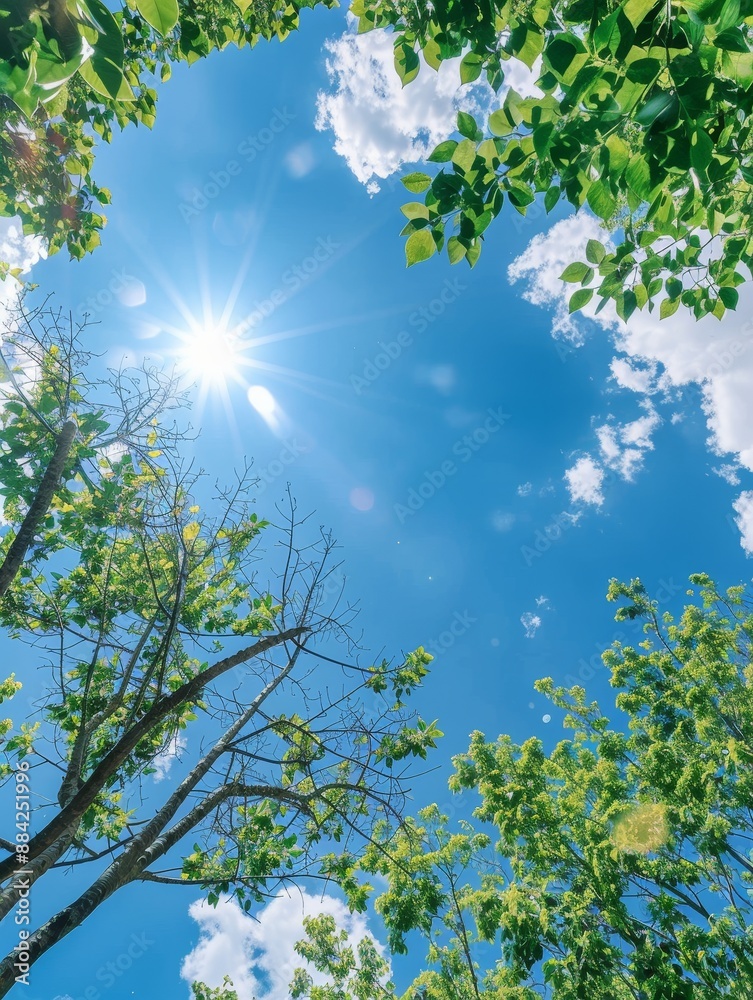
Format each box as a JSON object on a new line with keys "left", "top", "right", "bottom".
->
{"left": 247, "top": 384, "right": 277, "bottom": 418}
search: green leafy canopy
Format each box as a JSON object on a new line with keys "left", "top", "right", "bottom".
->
{"left": 289, "top": 573, "right": 753, "bottom": 1000}
{"left": 361, "top": 0, "right": 753, "bottom": 321}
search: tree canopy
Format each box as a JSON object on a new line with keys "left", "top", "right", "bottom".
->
{"left": 5, "top": 0, "right": 753, "bottom": 322}
{"left": 284, "top": 574, "right": 753, "bottom": 999}
{"left": 0, "top": 299, "right": 438, "bottom": 995}
{"left": 0, "top": 0, "right": 334, "bottom": 262}
{"left": 360, "top": 0, "right": 753, "bottom": 322}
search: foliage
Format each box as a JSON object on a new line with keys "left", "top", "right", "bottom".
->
{"left": 293, "top": 574, "right": 753, "bottom": 999}
{"left": 290, "top": 913, "right": 394, "bottom": 1000}
{"left": 0, "top": 297, "right": 435, "bottom": 995}
{"left": 0, "top": 0, "right": 335, "bottom": 261}
{"left": 192, "top": 977, "right": 239, "bottom": 1000}
{"left": 356, "top": 0, "right": 753, "bottom": 320}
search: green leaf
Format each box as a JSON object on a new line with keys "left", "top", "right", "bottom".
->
{"left": 460, "top": 52, "right": 484, "bottom": 84}
{"left": 719, "top": 286, "right": 739, "bottom": 309}
{"left": 625, "top": 154, "right": 653, "bottom": 199}
{"left": 489, "top": 107, "right": 515, "bottom": 137}
{"left": 720, "top": 50, "right": 753, "bottom": 88}
{"left": 514, "top": 26, "right": 545, "bottom": 68}
{"left": 690, "top": 129, "right": 713, "bottom": 173}
{"left": 394, "top": 42, "right": 419, "bottom": 85}
{"left": 593, "top": 9, "right": 622, "bottom": 54}
{"left": 569, "top": 287, "right": 594, "bottom": 312}
{"left": 560, "top": 262, "right": 591, "bottom": 282}
{"left": 473, "top": 210, "right": 493, "bottom": 235}
{"left": 587, "top": 179, "right": 617, "bottom": 221}
{"left": 406, "top": 229, "right": 437, "bottom": 267}
{"left": 625, "top": 57, "right": 662, "bottom": 83}
{"left": 544, "top": 186, "right": 560, "bottom": 212}
{"left": 660, "top": 295, "right": 681, "bottom": 318}
{"left": 451, "top": 138, "right": 477, "bottom": 173}
{"left": 79, "top": 53, "right": 134, "bottom": 102}
{"left": 447, "top": 236, "right": 467, "bottom": 264}
{"left": 402, "top": 172, "right": 432, "bottom": 194}
{"left": 635, "top": 91, "right": 676, "bottom": 126}
{"left": 422, "top": 37, "right": 442, "bottom": 70}
{"left": 605, "top": 134, "right": 630, "bottom": 175}
{"left": 428, "top": 140, "right": 458, "bottom": 163}
{"left": 713, "top": 27, "right": 749, "bottom": 51}
{"left": 78, "top": 0, "right": 134, "bottom": 102}
{"left": 545, "top": 32, "right": 589, "bottom": 84}
{"left": 622, "top": 0, "right": 659, "bottom": 27}
{"left": 457, "top": 111, "right": 480, "bottom": 140}
{"left": 586, "top": 239, "right": 606, "bottom": 264}
{"left": 135, "top": 0, "right": 179, "bottom": 34}
{"left": 401, "top": 202, "right": 430, "bottom": 220}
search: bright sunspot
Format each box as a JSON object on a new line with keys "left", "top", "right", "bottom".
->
{"left": 178, "top": 323, "right": 241, "bottom": 385}
{"left": 247, "top": 384, "right": 276, "bottom": 418}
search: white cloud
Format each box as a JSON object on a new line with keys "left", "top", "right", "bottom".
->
{"left": 535, "top": 595, "right": 550, "bottom": 608}
{"left": 0, "top": 218, "right": 45, "bottom": 331}
{"left": 520, "top": 611, "right": 542, "bottom": 638}
{"left": 594, "top": 403, "right": 661, "bottom": 482}
{"left": 509, "top": 212, "right": 753, "bottom": 553}
{"left": 152, "top": 733, "right": 186, "bottom": 782}
{"left": 316, "top": 27, "right": 493, "bottom": 193}
{"left": 564, "top": 455, "right": 605, "bottom": 507}
{"left": 733, "top": 492, "right": 753, "bottom": 556}
{"left": 516, "top": 481, "right": 533, "bottom": 496}
{"left": 181, "top": 891, "right": 383, "bottom": 1000}
{"left": 609, "top": 357, "right": 658, "bottom": 394}
{"left": 508, "top": 213, "right": 614, "bottom": 344}
{"left": 715, "top": 463, "right": 740, "bottom": 485}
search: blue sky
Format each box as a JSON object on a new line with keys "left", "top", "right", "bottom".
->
{"left": 4, "top": 5, "right": 753, "bottom": 998}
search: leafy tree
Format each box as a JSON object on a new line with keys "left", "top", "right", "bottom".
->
{"left": 192, "top": 977, "right": 239, "bottom": 1000}
{"left": 290, "top": 912, "right": 395, "bottom": 1000}
{"left": 0, "top": 298, "right": 438, "bottom": 996}
{"left": 0, "top": 0, "right": 335, "bottom": 261}
{"left": 292, "top": 574, "right": 753, "bottom": 999}
{"left": 356, "top": 0, "right": 753, "bottom": 321}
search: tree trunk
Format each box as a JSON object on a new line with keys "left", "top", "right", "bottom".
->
{"left": 0, "top": 626, "right": 306, "bottom": 883}
{"left": 0, "top": 419, "right": 77, "bottom": 599}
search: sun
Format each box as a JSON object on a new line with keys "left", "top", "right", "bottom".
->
{"left": 177, "top": 322, "right": 242, "bottom": 386}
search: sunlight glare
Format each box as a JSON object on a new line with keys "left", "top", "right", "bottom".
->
{"left": 247, "top": 384, "right": 277, "bottom": 418}
{"left": 179, "top": 324, "right": 241, "bottom": 385}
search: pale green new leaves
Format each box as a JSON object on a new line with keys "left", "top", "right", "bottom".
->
{"left": 293, "top": 574, "right": 753, "bottom": 1000}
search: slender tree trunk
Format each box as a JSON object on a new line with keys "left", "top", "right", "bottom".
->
{"left": 0, "top": 650, "right": 311, "bottom": 992}
{"left": 0, "top": 626, "right": 306, "bottom": 883}
{"left": 0, "top": 419, "right": 77, "bottom": 600}
{"left": 0, "top": 856, "right": 128, "bottom": 995}
{"left": 0, "top": 835, "right": 73, "bottom": 923}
